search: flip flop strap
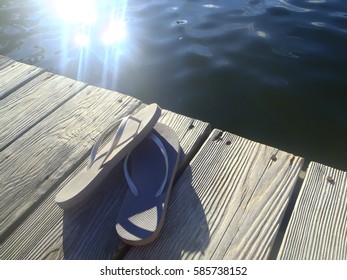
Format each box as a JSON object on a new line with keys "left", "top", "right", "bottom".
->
{"left": 88, "top": 115, "right": 140, "bottom": 170}
{"left": 124, "top": 133, "right": 169, "bottom": 198}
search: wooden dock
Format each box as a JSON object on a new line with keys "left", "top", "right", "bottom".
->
{"left": 1, "top": 55, "right": 346, "bottom": 260}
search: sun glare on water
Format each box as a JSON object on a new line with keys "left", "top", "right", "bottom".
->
{"left": 102, "top": 20, "right": 127, "bottom": 45}
{"left": 54, "top": 0, "right": 97, "bottom": 25}
{"left": 53, "top": 0, "right": 128, "bottom": 47}
{"left": 74, "top": 33, "right": 90, "bottom": 47}
{"left": 50, "top": 0, "right": 129, "bottom": 86}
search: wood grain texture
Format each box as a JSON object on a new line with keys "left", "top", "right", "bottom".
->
{"left": 0, "top": 55, "right": 10, "bottom": 63}
{"left": 0, "top": 55, "right": 14, "bottom": 69}
{"left": 278, "top": 162, "right": 347, "bottom": 259}
{"left": 0, "top": 72, "right": 86, "bottom": 151}
{"left": 0, "top": 85, "right": 141, "bottom": 241}
{"left": 0, "top": 57, "right": 43, "bottom": 99}
{"left": 159, "top": 109, "right": 211, "bottom": 176}
{"left": 1, "top": 109, "right": 210, "bottom": 259}
{"left": 124, "top": 129, "right": 304, "bottom": 259}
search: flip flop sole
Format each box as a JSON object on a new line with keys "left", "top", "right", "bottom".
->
{"left": 116, "top": 123, "right": 180, "bottom": 246}
{"left": 55, "top": 104, "right": 161, "bottom": 209}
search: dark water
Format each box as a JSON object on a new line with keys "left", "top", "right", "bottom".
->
{"left": 1, "top": 0, "right": 347, "bottom": 171}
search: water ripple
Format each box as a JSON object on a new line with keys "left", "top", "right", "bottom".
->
{"left": 1, "top": 0, "right": 347, "bottom": 169}
{"left": 189, "top": 44, "right": 213, "bottom": 57}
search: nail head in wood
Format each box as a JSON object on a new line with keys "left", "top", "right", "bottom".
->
{"left": 327, "top": 176, "right": 335, "bottom": 185}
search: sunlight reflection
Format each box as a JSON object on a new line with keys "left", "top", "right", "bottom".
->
{"left": 51, "top": 0, "right": 130, "bottom": 88}
{"left": 75, "top": 33, "right": 90, "bottom": 47}
{"left": 54, "top": 0, "right": 97, "bottom": 25}
{"left": 102, "top": 20, "right": 127, "bottom": 45}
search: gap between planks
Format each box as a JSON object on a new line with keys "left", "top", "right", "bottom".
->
{"left": 278, "top": 162, "right": 347, "bottom": 260}
{"left": 0, "top": 56, "right": 44, "bottom": 100}
{"left": 0, "top": 72, "right": 88, "bottom": 151}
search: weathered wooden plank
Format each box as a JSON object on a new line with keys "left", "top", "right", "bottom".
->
{"left": 124, "top": 129, "right": 304, "bottom": 260}
{"left": 1, "top": 109, "right": 210, "bottom": 259}
{"left": 277, "top": 162, "right": 347, "bottom": 260}
{"left": 0, "top": 55, "right": 10, "bottom": 63}
{"left": 0, "top": 85, "right": 141, "bottom": 241}
{"left": 159, "top": 109, "right": 211, "bottom": 176}
{"left": 0, "top": 55, "right": 12, "bottom": 64}
{"left": 0, "top": 57, "right": 43, "bottom": 100}
{"left": 0, "top": 55, "right": 14, "bottom": 69}
{"left": 0, "top": 72, "right": 87, "bottom": 151}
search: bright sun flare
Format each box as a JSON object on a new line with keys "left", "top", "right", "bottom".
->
{"left": 54, "top": 0, "right": 127, "bottom": 47}
{"left": 54, "top": 0, "right": 97, "bottom": 25}
{"left": 102, "top": 20, "right": 127, "bottom": 45}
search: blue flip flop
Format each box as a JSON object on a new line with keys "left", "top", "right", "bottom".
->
{"left": 116, "top": 123, "right": 180, "bottom": 245}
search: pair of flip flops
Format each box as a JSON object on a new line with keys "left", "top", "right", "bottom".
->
{"left": 55, "top": 104, "right": 180, "bottom": 245}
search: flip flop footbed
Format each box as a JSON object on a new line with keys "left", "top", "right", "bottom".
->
{"left": 55, "top": 104, "right": 161, "bottom": 209}
{"left": 116, "top": 123, "right": 180, "bottom": 245}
